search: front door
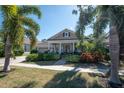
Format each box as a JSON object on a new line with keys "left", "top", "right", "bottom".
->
{"left": 63, "top": 43, "right": 71, "bottom": 53}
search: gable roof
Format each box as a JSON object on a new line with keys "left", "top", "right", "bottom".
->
{"left": 48, "top": 28, "right": 78, "bottom": 41}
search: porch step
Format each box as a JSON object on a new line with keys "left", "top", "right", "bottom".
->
{"left": 54, "top": 59, "right": 66, "bottom": 65}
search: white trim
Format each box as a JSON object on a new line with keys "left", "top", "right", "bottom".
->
{"left": 48, "top": 40, "right": 79, "bottom": 44}
{"left": 59, "top": 43, "right": 62, "bottom": 54}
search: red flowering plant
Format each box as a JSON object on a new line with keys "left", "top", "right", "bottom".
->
{"left": 78, "top": 40, "right": 109, "bottom": 63}
{"left": 80, "top": 52, "right": 95, "bottom": 62}
{"left": 80, "top": 52, "right": 104, "bottom": 63}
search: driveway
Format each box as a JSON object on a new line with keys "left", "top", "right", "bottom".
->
{"left": 0, "top": 56, "right": 26, "bottom": 64}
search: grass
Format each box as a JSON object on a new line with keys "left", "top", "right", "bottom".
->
{"left": 24, "top": 61, "right": 57, "bottom": 66}
{"left": 0, "top": 66, "right": 107, "bottom": 88}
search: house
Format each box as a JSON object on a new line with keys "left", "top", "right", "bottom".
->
{"left": 36, "top": 39, "right": 48, "bottom": 53}
{"left": 36, "top": 29, "right": 79, "bottom": 54}
{"left": 25, "top": 28, "right": 109, "bottom": 54}
{"left": 47, "top": 28, "right": 79, "bottom": 54}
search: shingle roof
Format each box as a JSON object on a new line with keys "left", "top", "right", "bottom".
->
{"left": 36, "top": 41, "right": 48, "bottom": 48}
{"left": 48, "top": 28, "right": 78, "bottom": 41}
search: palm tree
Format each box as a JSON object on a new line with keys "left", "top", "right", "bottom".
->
{"left": 73, "top": 5, "right": 124, "bottom": 87}
{"left": 93, "top": 6, "right": 124, "bottom": 87}
{"left": 0, "top": 5, "right": 41, "bottom": 72}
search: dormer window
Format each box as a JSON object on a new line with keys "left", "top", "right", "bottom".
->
{"left": 63, "top": 32, "right": 70, "bottom": 37}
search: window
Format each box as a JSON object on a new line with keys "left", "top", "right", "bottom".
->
{"left": 63, "top": 32, "right": 70, "bottom": 37}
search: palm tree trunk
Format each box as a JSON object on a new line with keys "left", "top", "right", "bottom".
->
{"left": 3, "top": 35, "right": 12, "bottom": 72}
{"left": 109, "top": 25, "right": 121, "bottom": 86}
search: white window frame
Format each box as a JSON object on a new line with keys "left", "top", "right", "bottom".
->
{"left": 63, "top": 32, "right": 69, "bottom": 37}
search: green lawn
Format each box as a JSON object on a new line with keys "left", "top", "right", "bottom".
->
{"left": 0, "top": 66, "right": 107, "bottom": 88}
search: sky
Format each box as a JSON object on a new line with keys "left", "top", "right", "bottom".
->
{"left": 35, "top": 5, "right": 93, "bottom": 41}
{"left": 0, "top": 5, "right": 94, "bottom": 41}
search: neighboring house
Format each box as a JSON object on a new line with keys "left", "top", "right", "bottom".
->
{"left": 23, "top": 38, "right": 30, "bottom": 52}
{"left": 36, "top": 40, "right": 48, "bottom": 53}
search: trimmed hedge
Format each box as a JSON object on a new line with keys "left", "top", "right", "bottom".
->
{"left": 26, "top": 54, "right": 38, "bottom": 61}
{"left": 30, "top": 48, "right": 38, "bottom": 54}
{"left": 26, "top": 53, "right": 60, "bottom": 61}
{"left": 64, "top": 54, "right": 80, "bottom": 63}
{"left": 14, "top": 48, "right": 24, "bottom": 56}
{"left": 0, "top": 43, "right": 24, "bottom": 57}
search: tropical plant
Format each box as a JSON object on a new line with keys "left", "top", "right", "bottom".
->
{"left": 93, "top": 6, "right": 124, "bottom": 86}
{"left": 74, "top": 5, "right": 124, "bottom": 87}
{"left": 82, "top": 41, "right": 95, "bottom": 52}
{"left": 73, "top": 6, "right": 94, "bottom": 51}
{"left": 0, "top": 5, "right": 41, "bottom": 72}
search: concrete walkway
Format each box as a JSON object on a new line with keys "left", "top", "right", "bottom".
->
{"left": 0, "top": 58, "right": 123, "bottom": 76}
{"left": 0, "top": 56, "right": 26, "bottom": 64}
{"left": 0, "top": 62, "right": 108, "bottom": 75}
{"left": 54, "top": 59, "right": 66, "bottom": 65}
{"left": 13, "top": 63, "right": 124, "bottom": 76}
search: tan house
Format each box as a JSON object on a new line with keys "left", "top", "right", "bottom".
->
{"left": 47, "top": 28, "right": 79, "bottom": 54}
{"left": 36, "top": 29, "right": 79, "bottom": 54}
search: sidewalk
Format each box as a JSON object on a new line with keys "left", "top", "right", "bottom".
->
{"left": 0, "top": 59, "right": 123, "bottom": 76}
{"left": 0, "top": 56, "right": 26, "bottom": 64}
{"left": 0, "top": 62, "right": 108, "bottom": 75}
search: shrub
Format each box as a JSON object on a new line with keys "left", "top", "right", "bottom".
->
{"left": 0, "top": 42, "right": 4, "bottom": 57}
{"left": 0, "top": 49, "right": 4, "bottom": 57}
{"left": 93, "top": 46, "right": 110, "bottom": 61}
{"left": 30, "top": 48, "right": 38, "bottom": 54}
{"left": 26, "top": 53, "right": 60, "bottom": 61}
{"left": 26, "top": 54, "right": 38, "bottom": 61}
{"left": 80, "top": 53, "right": 95, "bottom": 63}
{"left": 43, "top": 53, "right": 60, "bottom": 61}
{"left": 64, "top": 54, "right": 80, "bottom": 63}
{"left": 52, "top": 53, "right": 60, "bottom": 60}
{"left": 80, "top": 52, "right": 104, "bottom": 63}
{"left": 0, "top": 43, "right": 24, "bottom": 57}
{"left": 14, "top": 47, "right": 24, "bottom": 56}
{"left": 37, "top": 53, "right": 44, "bottom": 61}
{"left": 82, "top": 41, "right": 95, "bottom": 52}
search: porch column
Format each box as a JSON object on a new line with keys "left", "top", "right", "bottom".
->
{"left": 72, "top": 42, "right": 75, "bottom": 53}
{"left": 48, "top": 43, "right": 50, "bottom": 52}
{"left": 59, "top": 43, "right": 61, "bottom": 54}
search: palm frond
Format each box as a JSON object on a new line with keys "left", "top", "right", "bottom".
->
{"left": 22, "top": 17, "right": 40, "bottom": 35}
{"left": 19, "top": 5, "right": 41, "bottom": 19}
{"left": 24, "top": 28, "right": 37, "bottom": 48}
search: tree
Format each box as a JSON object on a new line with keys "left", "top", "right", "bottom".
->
{"left": 73, "top": 6, "right": 94, "bottom": 51}
{"left": 0, "top": 5, "right": 41, "bottom": 72}
{"left": 74, "top": 5, "right": 124, "bottom": 87}
{"left": 93, "top": 6, "right": 124, "bottom": 87}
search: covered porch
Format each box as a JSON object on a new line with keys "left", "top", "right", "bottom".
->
{"left": 48, "top": 40, "right": 79, "bottom": 54}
